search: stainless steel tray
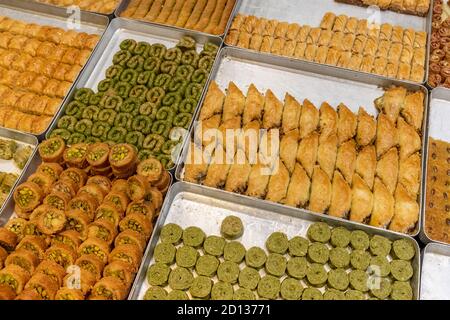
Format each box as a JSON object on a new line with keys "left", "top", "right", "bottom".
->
{"left": 45, "top": 17, "right": 222, "bottom": 171}
{"left": 175, "top": 46, "right": 429, "bottom": 237}
{"left": 129, "top": 181, "right": 422, "bottom": 300}
{"left": 420, "top": 87, "right": 450, "bottom": 245}
{"left": 0, "top": 127, "right": 38, "bottom": 218}
{"left": 115, "top": 0, "right": 242, "bottom": 39}
{"left": 0, "top": 0, "right": 109, "bottom": 139}
{"left": 24, "top": 0, "right": 124, "bottom": 16}
{"left": 224, "top": 0, "right": 433, "bottom": 85}
{"left": 420, "top": 243, "right": 450, "bottom": 300}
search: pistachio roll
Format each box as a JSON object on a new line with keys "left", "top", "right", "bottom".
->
{"left": 44, "top": 243, "right": 77, "bottom": 269}
{"left": 0, "top": 265, "right": 31, "bottom": 294}
{"left": 17, "top": 235, "right": 47, "bottom": 260}
{"left": 43, "top": 192, "right": 70, "bottom": 211}
{"left": 91, "top": 276, "right": 128, "bottom": 300}
{"left": 38, "top": 137, "right": 65, "bottom": 163}
{"left": 127, "top": 175, "right": 151, "bottom": 201}
{"left": 95, "top": 204, "right": 123, "bottom": 228}
{"left": 78, "top": 238, "right": 110, "bottom": 264}
{"left": 5, "top": 248, "right": 39, "bottom": 274}
{"left": 114, "top": 230, "right": 147, "bottom": 253}
{"left": 119, "top": 213, "right": 153, "bottom": 240}
{"left": 103, "top": 260, "right": 134, "bottom": 288}
{"left": 126, "top": 200, "right": 155, "bottom": 220}
{"left": 86, "top": 143, "right": 110, "bottom": 169}
{"left": 75, "top": 254, "right": 106, "bottom": 281}
{"left": 55, "top": 288, "right": 85, "bottom": 300}
{"left": 104, "top": 191, "right": 129, "bottom": 213}
{"left": 60, "top": 168, "right": 88, "bottom": 191}
{"left": 51, "top": 230, "right": 82, "bottom": 252}
{"left": 78, "top": 184, "right": 107, "bottom": 207}
{"left": 86, "top": 176, "right": 112, "bottom": 195}
{"left": 37, "top": 163, "right": 64, "bottom": 182}
{"left": 87, "top": 219, "right": 118, "bottom": 245}
{"left": 13, "top": 181, "right": 43, "bottom": 213}
{"left": 27, "top": 173, "right": 55, "bottom": 195}
{"left": 108, "top": 244, "right": 142, "bottom": 273}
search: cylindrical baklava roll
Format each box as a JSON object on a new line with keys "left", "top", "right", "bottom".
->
{"left": 108, "top": 244, "right": 142, "bottom": 273}
{"left": 108, "top": 144, "right": 138, "bottom": 172}
{"left": 65, "top": 210, "right": 91, "bottom": 241}
{"left": 63, "top": 269, "right": 96, "bottom": 296}
{"left": 86, "top": 176, "right": 112, "bottom": 195}
{"left": 27, "top": 173, "right": 55, "bottom": 195}
{"left": 87, "top": 219, "right": 118, "bottom": 245}
{"left": 147, "top": 187, "right": 163, "bottom": 212}
{"left": 36, "top": 208, "right": 67, "bottom": 235}
{"left": 119, "top": 213, "right": 153, "bottom": 240}
{"left": 78, "top": 238, "right": 110, "bottom": 264}
{"left": 114, "top": 230, "right": 147, "bottom": 253}
{"left": 91, "top": 276, "right": 128, "bottom": 300}
{"left": 95, "top": 204, "right": 123, "bottom": 228}
{"left": 35, "top": 260, "right": 66, "bottom": 287}
{"left": 103, "top": 260, "right": 134, "bottom": 288}
{"left": 0, "top": 284, "right": 16, "bottom": 300}
{"left": 51, "top": 230, "right": 82, "bottom": 252}
{"left": 5, "top": 248, "right": 39, "bottom": 275}
{"left": 103, "top": 191, "right": 130, "bottom": 214}
{"left": 5, "top": 218, "right": 27, "bottom": 242}
{"left": 153, "top": 170, "right": 171, "bottom": 194}
{"left": 60, "top": 168, "right": 88, "bottom": 191}
{"left": 86, "top": 143, "right": 110, "bottom": 169}
{"left": 126, "top": 175, "right": 151, "bottom": 202}
{"left": 68, "top": 195, "right": 98, "bottom": 222}
{"left": 0, "top": 246, "right": 7, "bottom": 269}
{"left": 43, "top": 191, "right": 71, "bottom": 211}
{"left": 75, "top": 253, "right": 106, "bottom": 281}
{"left": 13, "top": 181, "right": 44, "bottom": 213}
{"left": 38, "top": 137, "right": 65, "bottom": 163}
{"left": 136, "top": 158, "right": 163, "bottom": 183}
{"left": 44, "top": 243, "right": 77, "bottom": 269}
{"left": 36, "top": 163, "right": 64, "bottom": 182}
{"left": 25, "top": 273, "right": 59, "bottom": 300}
{"left": 0, "top": 228, "right": 18, "bottom": 252}
{"left": 15, "top": 289, "right": 42, "bottom": 300}
{"left": 111, "top": 179, "right": 128, "bottom": 194}
{"left": 63, "top": 143, "right": 89, "bottom": 169}
{"left": 126, "top": 200, "right": 155, "bottom": 220}
{"left": 55, "top": 288, "right": 85, "bottom": 300}
{"left": 17, "top": 235, "right": 48, "bottom": 260}
{"left": 0, "top": 264, "right": 31, "bottom": 294}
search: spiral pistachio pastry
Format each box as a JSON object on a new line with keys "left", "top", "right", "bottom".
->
{"left": 126, "top": 55, "right": 145, "bottom": 72}
{"left": 168, "top": 76, "right": 188, "bottom": 93}
{"left": 202, "top": 42, "right": 219, "bottom": 56}
{"left": 138, "top": 149, "right": 155, "bottom": 161}
{"left": 138, "top": 102, "right": 158, "bottom": 119}
{"left": 143, "top": 134, "right": 165, "bottom": 153}
{"left": 74, "top": 88, "right": 95, "bottom": 105}
{"left": 107, "top": 127, "right": 127, "bottom": 143}
{"left": 173, "top": 113, "right": 193, "bottom": 129}
{"left": 114, "top": 113, "right": 133, "bottom": 130}
{"left": 149, "top": 44, "right": 167, "bottom": 59}
{"left": 65, "top": 101, "right": 85, "bottom": 119}
{"left": 119, "top": 69, "right": 138, "bottom": 85}
{"left": 175, "top": 65, "right": 195, "bottom": 82}
{"left": 91, "top": 122, "right": 111, "bottom": 139}
{"left": 49, "top": 129, "right": 71, "bottom": 141}
{"left": 98, "top": 109, "right": 117, "bottom": 126}
{"left": 143, "top": 57, "right": 161, "bottom": 74}
{"left": 181, "top": 50, "right": 200, "bottom": 67}
{"left": 114, "top": 81, "right": 132, "bottom": 98}
{"left": 185, "top": 83, "right": 203, "bottom": 100}
{"left": 120, "top": 39, "right": 137, "bottom": 52}
{"left": 113, "top": 50, "right": 133, "bottom": 66}
{"left": 160, "top": 61, "right": 178, "bottom": 76}
{"left": 198, "top": 55, "right": 214, "bottom": 72}
{"left": 120, "top": 98, "right": 140, "bottom": 115}
{"left": 98, "top": 79, "right": 117, "bottom": 93}
{"left": 156, "top": 153, "right": 174, "bottom": 170}
{"left": 151, "top": 120, "right": 172, "bottom": 138}
{"left": 102, "top": 95, "right": 123, "bottom": 111}
{"left": 137, "top": 71, "right": 156, "bottom": 87}
{"left": 81, "top": 105, "right": 100, "bottom": 122}
{"left": 132, "top": 115, "right": 153, "bottom": 135}
{"left": 161, "top": 140, "right": 179, "bottom": 155}
{"left": 146, "top": 87, "right": 166, "bottom": 106}
{"left": 177, "top": 36, "right": 197, "bottom": 51}
{"left": 192, "top": 69, "right": 208, "bottom": 85}
{"left": 125, "top": 131, "right": 145, "bottom": 149}
{"left": 74, "top": 119, "right": 93, "bottom": 136}
{"left": 164, "top": 47, "right": 182, "bottom": 64}
{"left": 57, "top": 116, "right": 77, "bottom": 132}
{"left": 129, "top": 85, "right": 148, "bottom": 102}
{"left": 106, "top": 65, "right": 124, "bottom": 80}
{"left": 162, "top": 92, "right": 182, "bottom": 110}
{"left": 68, "top": 133, "right": 86, "bottom": 145}
{"left": 156, "top": 106, "right": 176, "bottom": 123}
{"left": 154, "top": 74, "right": 172, "bottom": 91}
{"left": 89, "top": 93, "right": 104, "bottom": 106}
{"left": 133, "top": 42, "right": 151, "bottom": 57}
{"left": 179, "top": 98, "right": 197, "bottom": 113}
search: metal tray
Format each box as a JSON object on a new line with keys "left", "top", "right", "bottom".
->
{"left": 420, "top": 243, "right": 450, "bottom": 300}
{"left": 0, "top": 0, "right": 109, "bottom": 139}
{"left": 420, "top": 87, "right": 450, "bottom": 245}
{"left": 129, "top": 181, "right": 422, "bottom": 300}
{"left": 24, "top": 0, "right": 124, "bottom": 16}
{"left": 224, "top": 0, "right": 433, "bottom": 85}
{"left": 0, "top": 127, "right": 38, "bottom": 218}
{"left": 45, "top": 17, "right": 222, "bottom": 171}
{"left": 115, "top": 0, "right": 241, "bottom": 39}
{"left": 175, "top": 46, "right": 429, "bottom": 237}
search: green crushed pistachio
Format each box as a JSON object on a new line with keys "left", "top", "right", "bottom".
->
{"left": 67, "top": 218, "right": 84, "bottom": 233}
{"left": 67, "top": 172, "right": 81, "bottom": 184}
{"left": 81, "top": 246, "right": 106, "bottom": 260}
{"left": 66, "top": 146, "right": 87, "bottom": 160}
{"left": 47, "top": 251, "right": 70, "bottom": 267}
{"left": 70, "top": 200, "right": 89, "bottom": 212}
{"left": 54, "top": 235, "right": 75, "bottom": 248}
{"left": 9, "top": 257, "right": 31, "bottom": 272}
{"left": 30, "top": 285, "right": 49, "bottom": 300}
{"left": 95, "top": 286, "right": 113, "bottom": 299}
{"left": 17, "top": 188, "right": 35, "bottom": 207}
{"left": 111, "top": 146, "right": 129, "bottom": 161}
{"left": 107, "top": 270, "right": 125, "bottom": 281}
{"left": 127, "top": 220, "right": 142, "bottom": 232}
{"left": 21, "top": 243, "right": 38, "bottom": 256}
{"left": 41, "top": 139, "right": 62, "bottom": 155}
{"left": 115, "top": 253, "right": 132, "bottom": 263}
{"left": 48, "top": 196, "right": 65, "bottom": 210}
{"left": 0, "top": 274, "right": 18, "bottom": 290}
{"left": 41, "top": 167, "right": 57, "bottom": 178}
{"left": 88, "top": 149, "right": 107, "bottom": 162}
{"left": 80, "top": 261, "right": 97, "bottom": 274}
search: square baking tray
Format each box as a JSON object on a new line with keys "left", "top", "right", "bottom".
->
{"left": 420, "top": 243, "right": 450, "bottom": 300}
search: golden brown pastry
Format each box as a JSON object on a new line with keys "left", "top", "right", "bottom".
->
{"left": 370, "top": 178, "right": 395, "bottom": 228}
{"left": 409, "top": 64, "right": 424, "bottom": 83}
{"left": 332, "top": 15, "right": 348, "bottom": 32}
{"left": 363, "top": 36, "right": 378, "bottom": 57}
{"left": 297, "top": 25, "right": 311, "bottom": 43}
{"left": 350, "top": 174, "right": 373, "bottom": 223}
{"left": 342, "top": 33, "right": 356, "bottom": 52}
{"left": 284, "top": 164, "right": 311, "bottom": 208}
{"left": 265, "top": 162, "right": 290, "bottom": 203}
{"left": 280, "top": 130, "right": 299, "bottom": 174}
{"left": 336, "top": 139, "right": 357, "bottom": 185}
{"left": 329, "top": 171, "right": 352, "bottom": 218}
{"left": 385, "top": 62, "right": 399, "bottom": 78}
{"left": 259, "top": 36, "right": 273, "bottom": 53}
{"left": 400, "top": 45, "right": 414, "bottom": 65}
{"left": 344, "top": 17, "right": 358, "bottom": 34}
{"left": 352, "top": 35, "right": 367, "bottom": 54}
{"left": 249, "top": 34, "right": 263, "bottom": 51}
{"left": 263, "top": 20, "right": 278, "bottom": 37}
{"left": 375, "top": 86, "right": 407, "bottom": 123}
{"left": 242, "top": 84, "right": 264, "bottom": 125}
{"left": 376, "top": 40, "right": 390, "bottom": 58}
{"left": 304, "top": 44, "right": 318, "bottom": 61}
{"left": 389, "top": 183, "right": 419, "bottom": 233}
{"left": 317, "top": 133, "right": 338, "bottom": 180}
{"left": 274, "top": 22, "right": 289, "bottom": 39}
{"left": 392, "top": 111, "right": 419, "bottom": 158}
{"left": 241, "top": 15, "right": 258, "bottom": 34}
{"left": 401, "top": 91, "right": 424, "bottom": 131}
{"left": 306, "top": 28, "right": 321, "bottom": 45}
{"left": 360, "top": 55, "right": 374, "bottom": 73}
{"left": 356, "top": 145, "right": 377, "bottom": 189}
{"left": 225, "top": 30, "right": 239, "bottom": 46}
{"left": 240, "top": 120, "right": 261, "bottom": 161}
{"left": 325, "top": 48, "right": 341, "bottom": 65}
{"left": 403, "top": 28, "right": 415, "bottom": 47}
{"left": 388, "top": 42, "right": 403, "bottom": 62}
{"left": 318, "top": 30, "right": 333, "bottom": 47}
{"left": 281, "top": 40, "right": 296, "bottom": 57}
{"left": 224, "top": 154, "right": 252, "bottom": 194}
{"left": 397, "top": 62, "right": 411, "bottom": 80}
{"left": 262, "top": 89, "right": 283, "bottom": 129}
{"left": 348, "top": 54, "right": 363, "bottom": 70}
{"left": 320, "top": 12, "right": 336, "bottom": 30}
{"left": 398, "top": 152, "right": 421, "bottom": 198}
{"left": 286, "top": 23, "right": 301, "bottom": 40}
{"left": 336, "top": 104, "right": 356, "bottom": 145}
{"left": 376, "top": 114, "right": 398, "bottom": 158}
{"left": 376, "top": 147, "right": 399, "bottom": 195}
{"left": 329, "top": 32, "right": 344, "bottom": 51}
{"left": 372, "top": 57, "right": 388, "bottom": 75}
{"left": 222, "top": 82, "right": 245, "bottom": 122}
{"left": 337, "top": 51, "right": 351, "bottom": 68}
{"left": 356, "top": 19, "right": 368, "bottom": 36}
{"left": 314, "top": 46, "right": 329, "bottom": 64}
{"left": 319, "top": 102, "right": 338, "bottom": 139}
{"left": 252, "top": 18, "right": 268, "bottom": 35}
{"left": 413, "top": 31, "right": 427, "bottom": 48}
{"left": 237, "top": 32, "right": 251, "bottom": 49}
{"left": 357, "top": 108, "right": 376, "bottom": 147}
{"left": 308, "top": 166, "right": 332, "bottom": 214}
{"left": 297, "top": 132, "right": 319, "bottom": 178}
{"left": 229, "top": 14, "right": 245, "bottom": 31}
{"left": 282, "top": 93, "right": 301, "bottom": 134}
{"left": 379, "top": 23, "right": 393, "bottom": 40}
{"left": 271, "top": 38, "right": 286, "bottom": 55}
{"left": 246, "top": 163, "right": 271, "bottom": 199}
{"left": 183, "top": 143, "right": 211, "bottom": 184}
{"left": 293, "top": 42, "right": 307, "bottom": 59}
